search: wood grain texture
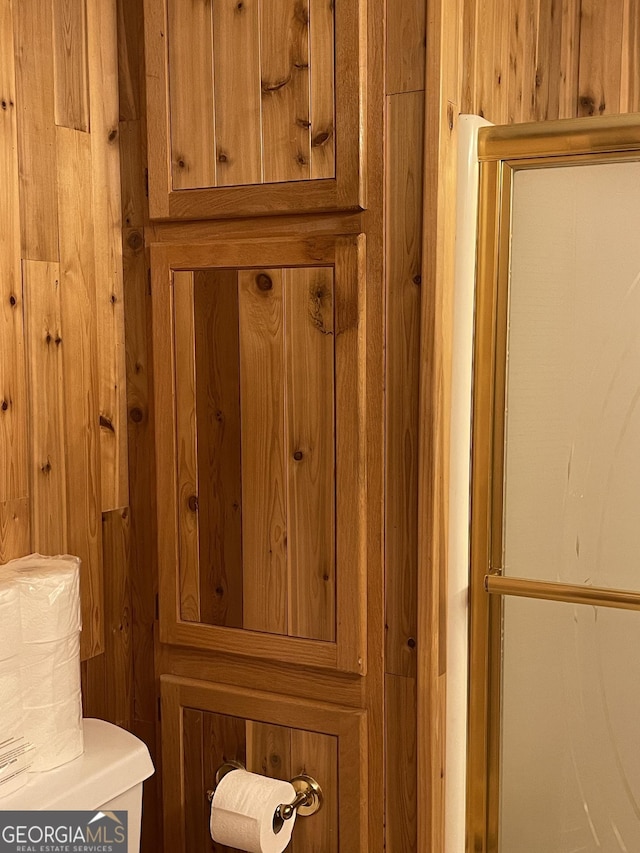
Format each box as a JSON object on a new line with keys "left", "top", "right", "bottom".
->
{"left": 88, "top": 0, "right": 128, "bottom": 512}
{"left": 260, "top": 0, "right": 311, "bottom": 183}
{"left": 52, "top": 0, "right": 90, "bottom": 131}
{"left": 386, "top": 0, "right": 427, "bottom": 95}
{"left": 385, "top": 92, "right": 423, "bottom": 678}
{"left": 238, "top": 269, "right": 287, "bottom": 634}
{"left": 212, "top": 0, "right": 262, "bottom": 186}
{"left": 0, "top": 0, "right": 27, "bottom": 503}
{"left": 285, "top": 267, "right": 335, "bottom": 642}
{"left": 621, "top": 0, "right": 640, "bottom": 112}
{"left": 173, "top": 270, "right": 201, "bottom": 623}
{"left": 385, "top": 675, "right": 418, "bottom": 852}
{"left": 309, "top": 0, "right": 335, "bottom": 178}
{"left": 578, "top": 0, "right": 625, "bottom": 116}
{"left": 13, "top": 0, "right": 60, "bottom": 261}
{"left": 117, "top": 0, "right": 144, "bottom": 122}
{"left": 119, "top": 121, "right": 147, "bottom": 229}
{"left": 168, "top": 0, "right": 216, "bottom": 189}
{"left": 182, "top": 709, "right": 207, "bottom": 853}
{"left": 246, "top": 720, "right": 291, "bottom": 779}
{"left": 0, "top": 499, "right": 30, "bottom": 563}
{"left": 23, "top": 261, "right": 67, "bottom": 554}
{"left": 290, "top": 729, "right": 339, "bottom": 853}
{"left": 57, "top": 126, "right": 103, "bottom": 660}
{"left": 193, "top": 271, "right": 243, "bottom": 629}
{"left": 203, "top": 712, "right": 247, "bottom": 853}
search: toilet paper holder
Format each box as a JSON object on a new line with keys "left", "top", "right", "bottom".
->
{"left": 206, "top": 760, "right": 324, "bottom": 832}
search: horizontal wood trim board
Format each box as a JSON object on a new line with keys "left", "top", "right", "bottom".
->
{"left": 151, "top": 238, "right": 339, "bottom": 271}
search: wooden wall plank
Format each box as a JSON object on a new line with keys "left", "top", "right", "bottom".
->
{"left": 0, "top": 0, "right": 27, "bottom": 503}
{"left": 537, "top": 0, "right": 565, "bottom": 121}
{"left": 120, "top": 121, "right": 147, "bottom": 229}
{"left": 87, "top": 0, "right": 128, "bottom": 512}
{"left": 578, "top": 0, "right": 625, "bottom": 116}
{"left": 0, "top": 499, "right": 30, "bottom": 564}
{"left": 290, "top": 729, "right": 339, "bottom": 853}
{"left": 309, "top": 0, "right": 335, "bottom": 178}
{"left": 193, "top": 271, "right": 243, "bottom": 629}
{"left": 557, "top": 0, "right": 582, "bottom": 119}
{"left": 173, "top": 271, "right": 201, "bottom": 623}
{"left": 285, "top": 267, "right": 335, "bottom": 642}
{"left": 386, "top": 0, "right": 427, "bottom": 95}
{"left": 52, "top": 0, "right": 90, "bottom": 131}
{"left": 385, "top": 675, "right": 418, "bottom": 852}
{"left": 260, "top": 0, "right": 311, "bottom": 183}
{"left": 621, "top": 0, "right": 640, "bottom": 112}
{"left": 12, "top": 0, "right": 60, "bottom": 261}
{"left": 102, "top": 507, "right": 133, "bottom": 727}
{"left": 212, "top": 0, "right": 262, "bottom": 186}
{"left": 238, "top": 269, "right": 287, "bottom": 635}
{"left": 23, "top": 260, "right": 67, "bottom": 554}
{"left": 507, "top": 0, "right": 539, "bottom": 123}
{"left": 168, "top": 0, "right": 216, "bottom": 189}
{"left": 57, "top": 126, "right": 103, "bottom": 660}
{"left": 385, "top": 92, "right": 423, "bottom": 678}
{"left": 117, "top": 0, "right": 144, "bottom": 121}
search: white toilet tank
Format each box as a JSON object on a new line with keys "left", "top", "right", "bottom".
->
{"left": 0, "top": 719, "right": 154, "bottom": 853}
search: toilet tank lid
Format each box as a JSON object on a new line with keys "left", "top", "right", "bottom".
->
{"left": 1, "top": 719, "right": 155, "bottom": 811}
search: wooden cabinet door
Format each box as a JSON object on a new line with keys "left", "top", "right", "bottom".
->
{"left": 143, "top": 0, "right": 365, "bottom": 220}
{"left": 161, "top": 675, "right": 367, "bottom": 853}
{"left": 151, "top": 234, "right": 366, "bottom": 674}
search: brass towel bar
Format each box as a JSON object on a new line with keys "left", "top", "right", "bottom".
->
{"left": 485, "top": 573, "right": 640, "bottom": 611}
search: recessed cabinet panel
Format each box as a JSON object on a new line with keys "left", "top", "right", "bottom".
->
{"left": 161, "top": 676, "right": 366, "bottom": 853}
{"left": 152, "top": 236, "right": 366, "bottom": 673}
{"left": 144, "top": 0, "right": 364, "bottom": 219}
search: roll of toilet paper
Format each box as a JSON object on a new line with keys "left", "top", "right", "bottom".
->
{"left": 0, "top": 577, "right": 22, "bottom": 661}
{"left": 24, "top": 694, "right": 83, "bottom": 772}
{"left": 210, "top": 769, "right": 297, "bottom": 853}
{"left": 9, "top": 555, "right": 81, "bottom": 642}
{"left": 21, "top": 634, "right": 81, "bottom": 707}
{"left": 0, "top": 657, "right": 29, "bottom": 797}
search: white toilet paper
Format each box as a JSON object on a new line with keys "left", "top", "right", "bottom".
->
{"left": 0, "top": 578, "right": 22, "bottom": 661}
{"left": 24, "top": 695, "right": 84, "bottom": 772}
{"left": 9, "top": 555, "right": 81, "bottom": 642}
{"left": 210, "top": 769, "right": 297, "bottom": 853}
{"left": 0, "top": 658, "right": 29, "bottom": 796}
{"left": 21, "top": 634, "right": 81, "bottom": 707}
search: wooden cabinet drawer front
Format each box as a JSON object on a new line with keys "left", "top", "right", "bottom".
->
{"left": 161, "top": 676, "right": 367, "bottom": 853}
{"left": 144, "top": 0, "right": 365, "bottom": 219}
{"left": 152, "top": 235, "right": 366, "bottom": 674}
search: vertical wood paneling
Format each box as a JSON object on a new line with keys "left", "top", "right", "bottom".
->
{"left": 309, "top": 0, "right": 335, "bottom": 178}
{"left": 621, "top": 0, "right": 640, "bottom": 112}
{"left": 120, "top": 121, "right": 147, "bottom": 229}
{"left": 578, "top": 0, "right": 625, "bottom": 116}
{"left": 193, "top": 271, "right": 243, "bottom": 629}
{"left": 538, "top": 0, "right": 565, "bottom": 121}
{"left": 507, "top": 0, "right": 539, "bottom": 123}
{"left": 183, "top": 710, "right": 206, "bottom": 853}
{"left": 12, "top": 0, "right": 59, "bottom": 261}
{"left": 168, "top": 0, "right": 216, "bottom": 189}
{"left": 385, "top": 92, "right": 423, "bottom": 678}
{"left": 0, "top": 499, "right": 30, "bottom": 564}
{"left": 117, "top": 0, "right": 144, "bottom": 121}
{"left": 212, "top": 0, "right": 262, "bottom": 186}
{"left": 386, "top": 0, "right": 427, "bottom": 95}
{"left": 290, "top": 729, "right": 339, "bottom": 853}
{"left": 87, "top": 0, "right": 128, "bottom": 512}
{"left": 52, "top": 0, "right": 90, "bottom": 131}
{"left": 238, "top": 269, "right": 287, "bottom": 634}
{"left": 57, "top": 126, "right": 103, "bottom": 659}
{"left": 260, "top": 0, "right": 311, "bottom": 183}
{"left": 245, "top": 721, "right": 291, "bottom": 780}
{"left": 23, "top": 260, "right": 67, "bottom": 554}
{"left": 173, "top": 271, "right": 201, "bottom": 623}
{"left": 385, "top": 675, "right": 418, "bottom": 852}
{"left": 557, "top": 0, "right": 582, "bottom": 118}
{"left": 285, "top": 267, "right": 335, "bottom": 642}
{"left": 102, "top": 507, "right": 133, "bottom": 727}
{"left": 0, "top": 0, "right": 27, "bottom": 503}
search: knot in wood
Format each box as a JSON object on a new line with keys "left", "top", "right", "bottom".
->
{"left": 256, "top": 273, "right": 272, "bottom": 291}
{"left": 293, "top": 450, "right": 304, "bottom": 461}
{"left": 188, "top": 494, "right": 199, "bottom": 512}
{"left": 130, "top": 407, "right": 144, "bottom": 423}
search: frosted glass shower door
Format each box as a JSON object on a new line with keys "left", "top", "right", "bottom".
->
{"left": 496, "top": 161, "right": 640, "bottom": 853}
{"left": 468, "top": 124, "right": 640, "bottom": 853}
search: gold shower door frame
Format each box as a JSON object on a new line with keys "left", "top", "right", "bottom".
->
{"left": 466, "top": 113, "right": 640, "bottom": 853}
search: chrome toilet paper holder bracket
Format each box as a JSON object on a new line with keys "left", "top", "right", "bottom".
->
{"left": 206, "top": 760, "right": 324, "bottom": 833}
